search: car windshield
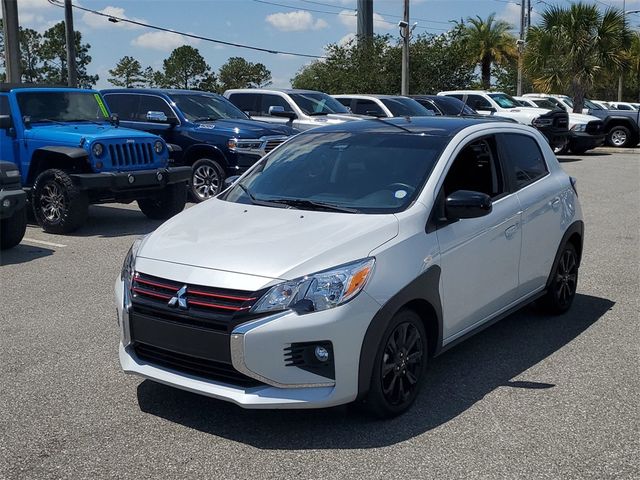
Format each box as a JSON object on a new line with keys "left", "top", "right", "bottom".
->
{"left": 430, "top": 97, "right": 476, "bottom": 115}
{"left": 170, "top": 93, "right": 249, "bottom": 121}
{"left": 16, "top": 91, "right": 111, "bottom": 123}
{"left": 223, "top": 131, "right": 448, "bottom": 214}
{"left": 487, "top": 93, "right": 520, "bottom": 109}
{"left": 289, "top": 92, "right": 350, "bottom": 115}
{"left": 380, "top": 97, "right": 435, "bottom": 117}
{"left": 583, "top": 99, "right": 602, "bottom": 110}
{"left": 532, "top": 99, "right": 559, "bottom": 110}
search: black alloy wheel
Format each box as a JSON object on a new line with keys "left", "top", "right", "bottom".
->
{"left": 539, "top": 243, "right": 579, "bottom": 314}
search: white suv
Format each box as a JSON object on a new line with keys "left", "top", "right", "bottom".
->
{"left": 116, "top": 116, "right": 584, "bottom": 417}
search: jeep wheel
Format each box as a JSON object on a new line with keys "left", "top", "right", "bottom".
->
{"left": 606, "top": 125, "right": 633, "bottom": 148}
{"left": 32, "top": 169, "right": 88, "bottom": 234}
{"left": 138, "top": 181, "right": 187, "bottom": 220}
{"left": 366, "top": 309, "right": 427, "bottom": 418}
{"left": 0, "top": 206, "right": 27, "bottom": 250}
{"left": 190, "top": 158, "right": 225, "bottom": 203}
{"left": 539, "top": 243, "right": 579, "bottom": 315}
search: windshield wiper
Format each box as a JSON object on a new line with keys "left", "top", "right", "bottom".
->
{"left": 193, "top": 116, "right": 222, "bottom": 122}
{"left": 268, "top": 198, "right": 360, "bottom": 213}
{"left": 236, "top": 183, "right": 287, "bottom": 208}
{"left": 34, "top": 118, "right": 66, "bottom": 125}
{"left": 67, "top": 119, "right": 104, "bottom": 125}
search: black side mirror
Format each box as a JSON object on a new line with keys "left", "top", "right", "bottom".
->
{"left": 268, "top": 105, "right": 297, "bottom": 120}
{"left": 224, "top": 175, "right": 240, "bottom": 188}
{"left": 0, "top": 115, "right": 12, "bottom": 129}
{"left": 110, "top": 113, "right": 120, "bottom": 127}
{"left": 445, "top": 190, "right": 492, "bottom": 219}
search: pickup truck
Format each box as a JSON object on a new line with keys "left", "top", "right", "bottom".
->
{"left": 102, "top": 89, "right": 295, "bottom": 202}
{"left": 438, "top": 90, "right": 569, "bottom": 150}
{"left": 0, "top": 85, "right": 190, "bottom": 234}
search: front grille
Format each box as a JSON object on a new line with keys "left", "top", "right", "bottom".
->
{"left": 108, "top": 142, "right": 155, "bottom": 168}
{"left": 586, "top": 120, "right": 603, "bottom": 135}
{"left": 264, "top": 138, "right": 286, "bottom": 154}
{"left": 133, "top": 343, "right": 264, "bottom": 387}
{"left": 132, "top": 272, "right": 258, "bottom": 321}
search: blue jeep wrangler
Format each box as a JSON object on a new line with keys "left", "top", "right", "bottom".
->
{"left": 101, "top": 89, "right": 295, "bottom": 202}
{"left": 0, "top": 85, "right": 191, "bottom": 233}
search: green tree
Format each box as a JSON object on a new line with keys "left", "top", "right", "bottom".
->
{"left": 198, "top": 72, "right": 220, "bottom": 92}
{"left": 218, "top": 57, "right": 272, "bottom": 90}
{"left": 108, "top": 56, "right": 145, "bottom": 88}
{"left": 19, "top": 28, "right": 44, "bottom": 83}
{"left": 462, "top": 14, "right": 515, "bottom": 90}
{"left": 39, "top": 21, "right": 98, "bottom": 87}
{"left": 162, "top": 45, "right": 210, "bottom": 89}
{"left": 524, "top": 3, "right": 630, "bottom": 112}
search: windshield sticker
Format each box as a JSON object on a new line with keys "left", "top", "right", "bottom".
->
{"left": 94, "top": 94, "right": 109, "bottom": 118}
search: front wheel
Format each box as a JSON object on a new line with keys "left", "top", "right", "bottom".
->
{"left": 0, "top": 206, "right": 27, "bottom": 249}
{"left": 366, "top": 309, "right": 427, "bottom": 418}
{"left": 32, "top": 169, "right": 88, "bottom": 234}
{"left": 539, "top": 243, "right": 579, "bottom": 315}
{"left": 606, "top": 125, "right": 633, "bottom": 148}
{"left": 190, "top": 158, "right": 225, "bottom": 203}
{"left": 138, "top": 182, "right": 187, "bottom": 220}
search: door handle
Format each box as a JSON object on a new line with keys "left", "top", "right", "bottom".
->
{"left": 551, "top": 197, "right": 561, "bottom": 210}
{"left": 505, "top": 224, "right": 519, "bottom": 238}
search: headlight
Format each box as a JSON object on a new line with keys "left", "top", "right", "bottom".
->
{"left": 227, "top": 137, "right": 262, "bottom": 152}
{"left": 121, "top": 236, "right": 146, "bottom": 287}
{"left": 571, "top": 124, "right": 587, "bottom": 132}
{"left": 251, "top": 258, "right": 375, "bottom": 314}
{"left": 154, "top": 140, "right": 164, "bottom": 154}
{"left": 92, "top": 142, "right": 104, "bottom": 157}
{"left": 532, "top": 117, "right": 554, "bottom": 127}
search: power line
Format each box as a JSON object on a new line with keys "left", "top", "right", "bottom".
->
{"left": 47, "top": 0, "right": 325, "bottom": 59}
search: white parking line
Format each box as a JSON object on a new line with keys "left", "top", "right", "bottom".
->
{"left": 22, "top": 238, "right": 67, "bottom": 248}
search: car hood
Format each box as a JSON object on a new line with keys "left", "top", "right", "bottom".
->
{"left": 194, "top": 118, "right": 295, "bottom": 137}
{"left": 26, "top": 123, "right": 159, "bottom": 145}
{"left": 138, "top": 199, "right": 399, "bottom": 281}
{"left": 568, "top": 113, "right": 601, "bottom": 128}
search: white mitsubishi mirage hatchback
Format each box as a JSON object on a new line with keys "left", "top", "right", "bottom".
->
{"left": 116, "top": 116, "right": 584, "bottom": 417}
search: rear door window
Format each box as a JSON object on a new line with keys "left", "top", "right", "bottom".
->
{"left": 137, "top": 95, "right": 177, "bottom": 121}
{"left": 498, "top": 133, "right": 548, "bottom": 190}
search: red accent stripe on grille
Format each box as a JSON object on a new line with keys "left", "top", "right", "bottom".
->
{"left": 135, "top": 276, "right": 180, "bottom": 291}
{"left": 133, "top": 287, "right": 172, "bottom": 300}
{"left": 188, "top": 299, "right": 250, "bottom": 311}
{"left": 189, "top": 289, "right": 256, "bottom": 302}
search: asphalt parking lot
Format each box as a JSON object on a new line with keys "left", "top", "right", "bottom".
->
{"left": 1, "top": 150, "right": 638, "bottom": 480}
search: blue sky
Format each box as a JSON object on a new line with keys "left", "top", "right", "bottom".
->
{"left": 5, "top": 0, "right": 640, "bottom": 89}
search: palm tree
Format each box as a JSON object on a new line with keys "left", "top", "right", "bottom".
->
{"left": 463, "top": 14, "right": 516, "bottom": 90}
{"left": 524, "top": 2, "right": 631, "bottom": 112}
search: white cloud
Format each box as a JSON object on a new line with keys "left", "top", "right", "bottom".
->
{"left": 82, "top": 6, "right": 145, "bottom": 30}
{"left": 265, "top": 11, "right": 329, "bottom": 32}
{"left": 498, "top": 4, "right": 539, "bottom": 31}
{"left": 16, "top": 0, "right": 54, "bottom": 10}
{"left": 339, "top": 10, "right": 392, "bottom": 31}
{"left": 338, "top": 33, "right": 356, "bottom": 46}
{"left": 131, "top": 31, "right": 201, "bottom": 52}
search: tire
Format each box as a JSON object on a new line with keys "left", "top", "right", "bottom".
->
{"left": 606, "top": 125, "right": 633, "bottom": 148}
{"left": 190, "top": 158, "right": 225, "bottom": 203}
{"left": 138, "top": 181, "right": 187, "bottom": 220}
{"left": 539, "top": 243, "right": 579, "bottom": 315}
{"left": 0, "top": 206, "right": 27, "bottom": 250}
{"left": 366, "top": 309, "right": 428, "bottom": 418}
{"left": 32, "top": 169, "right": 88, "bottom": 234}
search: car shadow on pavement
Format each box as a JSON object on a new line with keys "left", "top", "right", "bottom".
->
{"left": 70, "top": 205, "right": 168, "bottom": 238}
{"left": 136, "top": 293, "right": 614, "bottom": 449}
{"left": 0, "top": 243, "right": 54, "bottom": 266}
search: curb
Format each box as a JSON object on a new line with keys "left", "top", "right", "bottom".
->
{"left": 592, "top": 146, "right": 640, "bottom": 154}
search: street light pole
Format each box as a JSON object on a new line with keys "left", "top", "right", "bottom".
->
{"left": 400, "top": 0, "right": 410, "bottom": 95}
{"left": 517, "top": 0, "right": 526, "bottom": 96}
{"left": 1, "top": 0, "right": 21, "bottom": 83}
{"left": 64, "top": 0, "right": 78, "bottom": 87}
{"left": 618, "top": 0, "right": 626, "bottom": 102}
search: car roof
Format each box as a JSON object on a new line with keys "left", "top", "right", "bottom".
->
{"left": 224, "top": 88, "right": 324, "bottom": 95}
{"left": 101, "top": 88, "right": 223, "bottom": 96}
{"left": 1, "top": 83, "right": 96, "bottom": 93}
{"left": 301, "top": 115, "right": 517, "bottom": 136}
{"left": 333, "top": 94, "right": 411, "bottom": 100}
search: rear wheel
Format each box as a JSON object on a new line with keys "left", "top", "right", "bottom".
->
{"left": 190, "top": 158, "right": 225, "bottom": 203}
{"left": 606, "top": 125, "right": 633, "bottom": 148}
{"left": 539, "top": 243, "right": 579, "bottom": 314}
{"left": 138, "top": 181, "right": 187, "bottom": 220}
{"left": 0, "top": 206, "right": 27, "bottom": 249}
{"left": 366, "top": 309, "right": 427, "bottom": 418}
{"left": 32, "top": 169, "right": 88, "bottom": 234}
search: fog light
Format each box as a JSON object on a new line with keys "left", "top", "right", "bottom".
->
{"left": 156, "top": 172, "right": 163, "bottom": 181}
{"left": 2, "top": 199, "right": 10, "bottom": 208}
{"left": 95, "top": 160, "right": 103, "bottom": 169}
{"left": 314, "top": 345, "right": 329, "bottom": 362}
{"left": 128, "top": 174, "right": 135, "bottom": 184}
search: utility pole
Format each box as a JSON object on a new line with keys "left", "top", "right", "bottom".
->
{"left": 64, "top": 0, "right": 78, "bottom": 87}
{"left": 356, "top": 0, "right": 373, "bottom": 41}
{"left": 516, "top": 0, "right": 526, "bottom": 96}
{"left": 618, "top": 0, "right": 625, "bottom": 102}
{"left": 1, "top": 0, "right": 22, "bottom": 83}
{"left": 400, "top": 0, "right": 410, "bottom": 95}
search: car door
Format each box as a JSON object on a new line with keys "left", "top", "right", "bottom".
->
{"left": 435, "top": 135, "right": 522, "bottom": 341}
{"left": 497, "top": 132, "right": 564, "bottom": 296}
{"left": 259, "top": 93, "right": 298, "bottom": 127}
{"left": 0, "top": 95, "right": 16, "bottom": 167}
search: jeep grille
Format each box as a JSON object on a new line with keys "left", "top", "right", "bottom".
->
{"left": 108, "top": 142, "right": 155, "bottom": 167}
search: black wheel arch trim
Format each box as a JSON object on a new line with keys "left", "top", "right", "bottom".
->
{"left": 182, "top": 144, "right": 229, "bottom": 168}
{"left": 34, "top": 146, "right": 89, "bottom": 159}
{"left": 545, "top": 220, "right": 584, "bottom": 290}
{"left": 356, "top": 265, "right": 443, "bottom": 401}
{"left": 602, "top": 117, "right": 639, "bottom": 135}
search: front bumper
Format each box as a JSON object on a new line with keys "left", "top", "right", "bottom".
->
{"left": 0, "top": 189, "right": 27, "bottom": 220}
{"left": 568, "top": 132, "right": 605, "bottom": 151}
{"left": 71, "top": 166, "right": 191, "bottom": 191}
{"left": 537, "top": 127, "right": 569, "bottom": 149}
{"left": 115, "top": 273, "right": 381, "bottom": 409}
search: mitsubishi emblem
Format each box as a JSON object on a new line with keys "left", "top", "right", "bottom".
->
{"left": 168, "top": 285, "right": 188, "bottom": 309}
